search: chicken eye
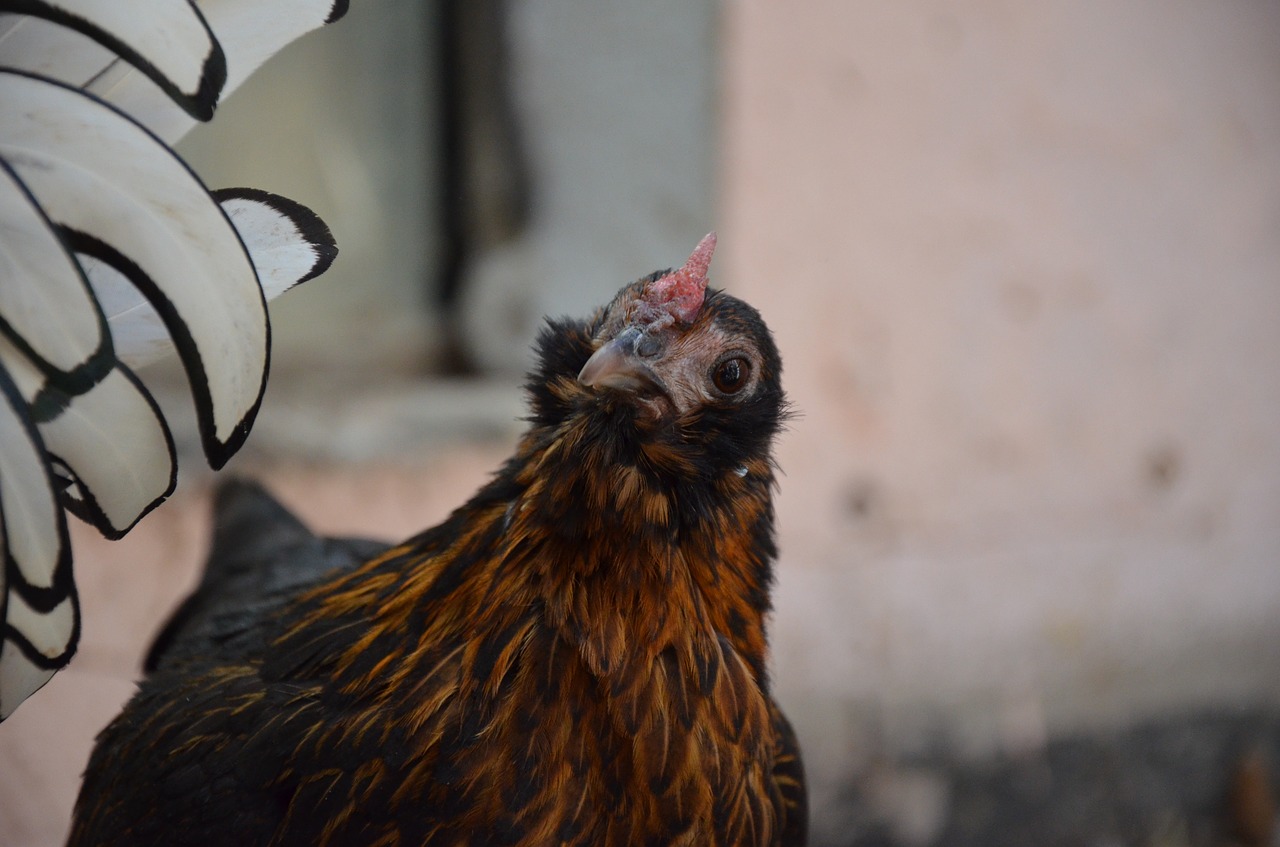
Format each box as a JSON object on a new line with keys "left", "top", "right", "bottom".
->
{"left": 712, "top": 356, "right": 751, "bottom": 395}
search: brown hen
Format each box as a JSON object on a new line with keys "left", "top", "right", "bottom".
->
{"left": 69, "top": 233, "right": 807, "bottom": 846}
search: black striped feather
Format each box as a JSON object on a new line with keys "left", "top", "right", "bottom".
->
{"left": 0, "top": 1, "right": 345, "bottom": 718}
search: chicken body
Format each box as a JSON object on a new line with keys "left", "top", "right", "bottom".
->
{"left": 70, "top": 236, "right": 807, "bottom": 846}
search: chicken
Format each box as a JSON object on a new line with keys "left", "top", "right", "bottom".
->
{"left": 69, "top": 233, "right": 808, "bottom": 846}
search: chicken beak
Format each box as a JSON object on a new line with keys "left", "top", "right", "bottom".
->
{"left": 578, "top": 327, "right": 661, "bottom": 393}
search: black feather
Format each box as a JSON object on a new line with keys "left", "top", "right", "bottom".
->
{"left": 145, "top": 478, "right": 388, "bottom": 672}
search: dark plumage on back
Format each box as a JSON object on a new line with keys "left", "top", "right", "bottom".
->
{"left": 144, "top": 479, "right": 390, "bottom": 674}
{"left": 70, "top": 234, "right": 807, "bottom": 846}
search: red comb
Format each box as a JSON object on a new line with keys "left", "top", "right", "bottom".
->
{"left": 642, "top": 232, "right": 716, "bottom": 325}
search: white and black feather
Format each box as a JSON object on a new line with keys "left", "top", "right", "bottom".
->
{"left": 0, "top": 0, "right": 348, "bottom": 719}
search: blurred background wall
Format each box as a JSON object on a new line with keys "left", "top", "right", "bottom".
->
{"left": 2, "top": 1, "right": 1279, "bottom": 845}
{"left": 721, "top": 2, "right": 1280, "bottom": 840}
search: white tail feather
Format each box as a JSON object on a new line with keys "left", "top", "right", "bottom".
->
{"left": 0, "top": 1, "right": 348, "bottom": 720}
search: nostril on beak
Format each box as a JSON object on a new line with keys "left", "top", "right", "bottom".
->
{"left": 635, "top": 333, "right": 661, "bottom": 359}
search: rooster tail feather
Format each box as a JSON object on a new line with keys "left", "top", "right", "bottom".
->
{"left": 0, "top": 0, "right": 226, "bottom": 121}
{"left": 0, "top": 362, "right": 77, "bottom": 719}
{"left": 0, "top": 1, "right": 347, "bottom": 719}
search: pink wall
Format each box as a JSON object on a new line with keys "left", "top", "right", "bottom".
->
{"left": 722, "top": 0, "right": 1280, "bottom": 817}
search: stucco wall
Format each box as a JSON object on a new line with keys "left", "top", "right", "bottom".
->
{"left": 720, "top": 0, "right": 1280, "bottom": 820}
